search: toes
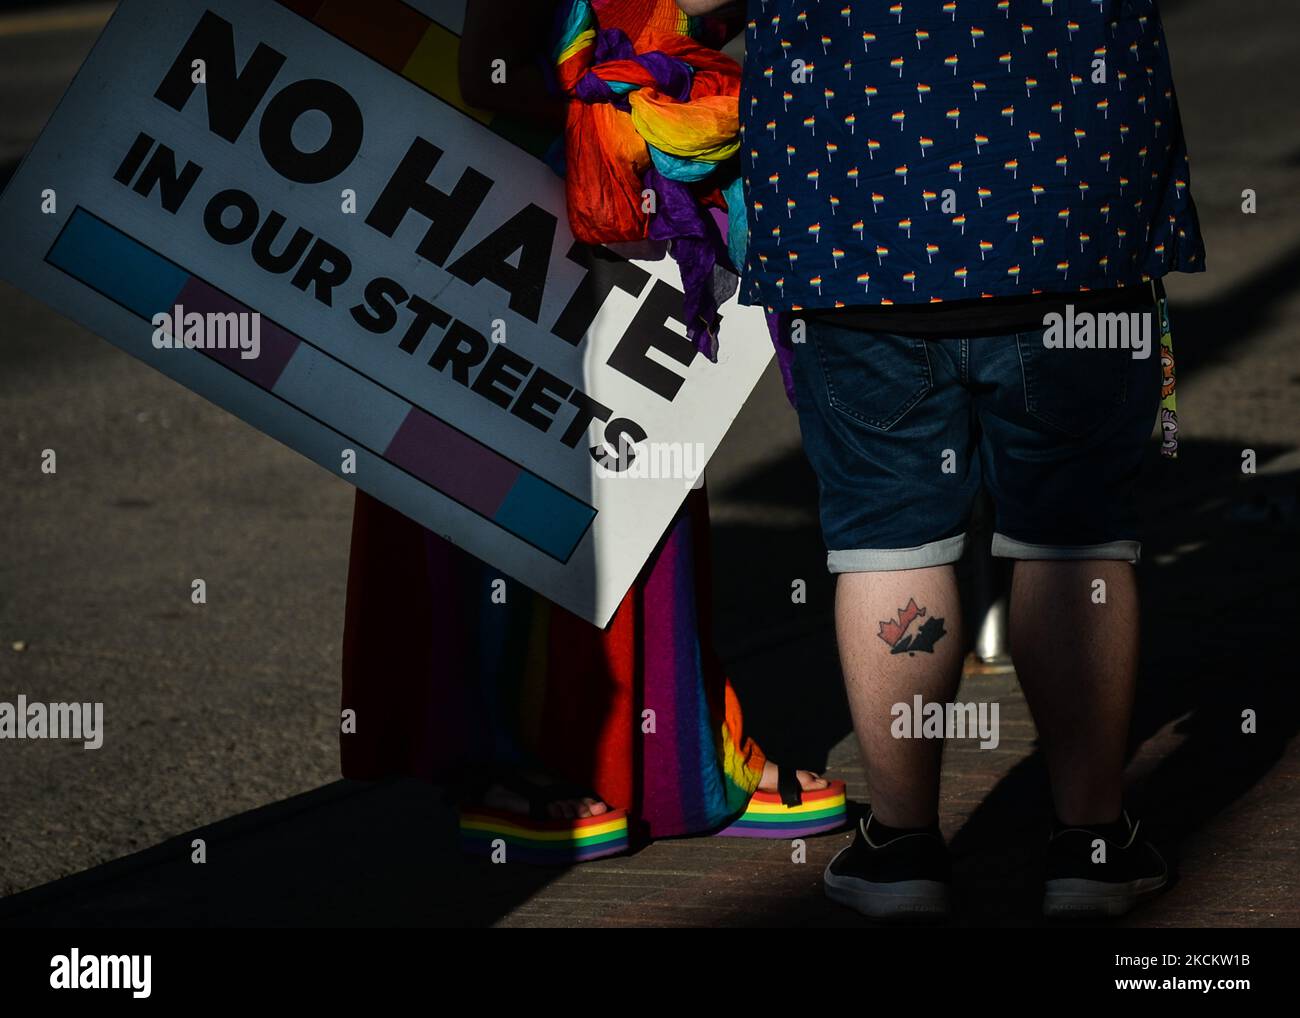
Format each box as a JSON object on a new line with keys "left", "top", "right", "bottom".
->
{"left": 483, "top": 773, "right": 612, "bottom": 822}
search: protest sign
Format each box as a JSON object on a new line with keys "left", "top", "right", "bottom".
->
{"left": 0, "top": 0, "right": 772, "bottom": 626}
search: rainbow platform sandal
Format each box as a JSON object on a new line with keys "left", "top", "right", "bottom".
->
{"left": 457, "top": 771, "right": 630, "bottom": 865}
{"left": 718, "top": 768, "right": 848, "bottom": 838}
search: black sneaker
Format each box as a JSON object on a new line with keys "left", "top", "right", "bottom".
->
{"left": 822, "top": 811, "right": 952, "bottom": 920}
{"left": 1042, "top": 812, "right": 1169, "bottom": 919}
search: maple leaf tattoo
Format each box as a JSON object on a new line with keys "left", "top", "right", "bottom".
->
{"left": 877, "top": 598, "right": 947, "bottom": 656}
{"left": 878, "top": 598, "right": 924, "bottom": 646}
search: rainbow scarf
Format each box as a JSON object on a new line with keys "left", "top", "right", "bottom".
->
{"left": 552, "top": 0, "right": 741, "bottom": 357}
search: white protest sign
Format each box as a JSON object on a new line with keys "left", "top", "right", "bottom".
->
{"left": 0, "top": 0, "right": 772, "bottom": 627}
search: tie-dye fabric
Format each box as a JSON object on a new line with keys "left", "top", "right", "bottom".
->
{"left": 553, "top": 0, "right": 743, "bottom": 358}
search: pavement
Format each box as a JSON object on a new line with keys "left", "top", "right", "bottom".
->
{"left": 0, "top": 0, "right": 1296, "bottom": 927}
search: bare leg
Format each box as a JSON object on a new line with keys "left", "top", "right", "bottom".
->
{"left": 835, "top": 565, "right": 965, "bottom": 828}
{"left": 1009, "top": 560, "right": 1138, "bottom": 825}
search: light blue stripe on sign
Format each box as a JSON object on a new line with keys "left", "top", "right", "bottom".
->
{"left": 45, "top": 208, "right": 190, "bottom": 319}
{"left": 492, "top": 471, "right": 596, "bottom": 561}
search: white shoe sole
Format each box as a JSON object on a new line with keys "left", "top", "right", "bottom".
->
{"left": 823, "top": 848, "right": 951, "bottom": 920}
{"left": 1042, "top": 875, "right": 1168, "bottom": 918}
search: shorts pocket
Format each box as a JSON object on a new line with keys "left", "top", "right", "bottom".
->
{"left": 1016, "top": 328, "right": 1132, "bottom": 438}
{"left": 810, "top": 324, "right": 933, "bottom": 432}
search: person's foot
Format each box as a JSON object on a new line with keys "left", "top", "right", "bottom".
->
{"left": 1042, "top": 811, "right": 1168, "bottom": 919}
{"left": 823, "top": 810, "right": 951, "bottom": 920}
{"left": 481, "top": 770, "right": 610, "bottom": 821}
{"left": 757, "top": 761, "right": 829, "bottom": 797}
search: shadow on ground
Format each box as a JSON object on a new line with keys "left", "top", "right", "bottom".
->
{"left": 0, "top": 777, "right": 565, "bottom": 927}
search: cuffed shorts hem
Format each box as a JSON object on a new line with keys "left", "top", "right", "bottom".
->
{"left": 991, "top": 533, "right": 1141, "bottom": 564}
{"left": 827, "top": 533, "right": 967, "bottom": 573}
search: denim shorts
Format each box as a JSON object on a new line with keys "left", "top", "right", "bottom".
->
{"left": 791, "top": 313, "right": 1162, "bottom": 572}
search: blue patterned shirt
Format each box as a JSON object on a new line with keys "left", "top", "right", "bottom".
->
{"left": 738, "top": 0, "right": 1205, "bottom": 310}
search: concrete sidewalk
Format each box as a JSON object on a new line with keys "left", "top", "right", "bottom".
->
{"left": 0, "top": 649, "right": 1294, "bottom": 927}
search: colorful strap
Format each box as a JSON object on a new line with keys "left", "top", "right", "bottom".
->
{"left": 1156, "top": 279, "right": 1178, "bottom": 459}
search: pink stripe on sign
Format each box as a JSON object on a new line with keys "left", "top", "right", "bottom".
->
{"left": 384, "top": 408, "right": 521, "bottom": 517}
{"left": 177, "top": 277, "right": 300, "bottom": 390}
